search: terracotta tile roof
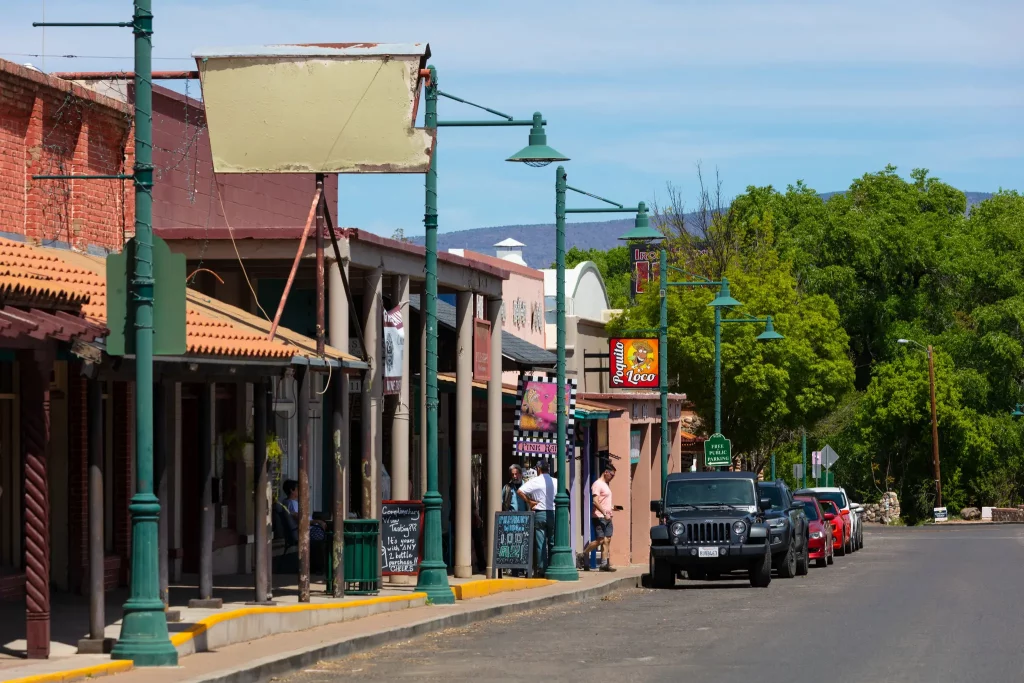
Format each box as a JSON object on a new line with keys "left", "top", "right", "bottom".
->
{"left": 0, "top": 238, "right": 361, "bottom": 364}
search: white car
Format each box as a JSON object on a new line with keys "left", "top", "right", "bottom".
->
{"left": 794, "top": 487, "right": 861, "bottom": 553}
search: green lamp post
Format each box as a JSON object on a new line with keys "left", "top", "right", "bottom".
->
{"left": 417, "top": 66, "right": 567, "bottom": 603}
{"left": 1012, "top": 404, "right": 1024, "bottom": 418}
{"left": 543, "top": 172, "right": 647, "bottom": 581}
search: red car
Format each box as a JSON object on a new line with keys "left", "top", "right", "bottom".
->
{"left": 819, "top": 499, "right": 850, "bottom": 557}
{"left": 795, "top": 496, "right": 833, "bottom": 567}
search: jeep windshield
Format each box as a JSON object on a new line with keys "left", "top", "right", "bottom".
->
{"left": 665, "top": 479, "right": 756, "bottom": 508}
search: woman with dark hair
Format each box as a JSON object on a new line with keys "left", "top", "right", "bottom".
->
{"left": 282, "top": 480, "right": 326, "bottom": 542}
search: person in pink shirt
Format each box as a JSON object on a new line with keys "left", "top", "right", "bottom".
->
{"left": 577, "top": 463, "right": 617, "bottom": 572}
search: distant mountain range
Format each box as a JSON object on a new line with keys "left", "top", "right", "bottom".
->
{"left": 411, "top": 192, "right": 994, "bottom": 268}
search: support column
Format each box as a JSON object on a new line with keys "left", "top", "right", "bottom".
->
{"left": 154, "top": 383, "right": 169, "bottom": 609}
{"left": 189, "top": 383, "right": 221, "bottom": 609}
{"left": 297, "top": 366, "right": 311, "bottom": 602}
{"left": 485, "top": 297, "right": 502, "bottom": 578}
{"left": 362, "top": 267, "right": 383, "bottom": 520}
{"left": 391, "top": 275, "right": 411, "bottom": 501}
{"left": 328, "top": 258, "right": 350, "bottom": 598}
{"left": 454, "top": 291, "right": 473, "bottom": 578}
{"left": 79, "top": 377, "right": 113, "bottom": 653}
{"left": 419, "top": 283, "right": 428, "bottom": 498}
{"left": 252, "top": 380, "right": 271, "bottom": 604}
{"left": 21, "top": 348, "right": 53, "bottom": 659}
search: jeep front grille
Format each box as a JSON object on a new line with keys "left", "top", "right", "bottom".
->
{"left": 684, "top": 522, "right": 731, "bottom": 544}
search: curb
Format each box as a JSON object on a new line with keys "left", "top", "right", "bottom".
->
{"left": 450, "top": 578, "right": 555, "bottom": 600}
{"left": 6, "top": 660, "right": 134, "bottom": 683}
{"left": 186, "top": 574, "right": 642, "bottom": 683}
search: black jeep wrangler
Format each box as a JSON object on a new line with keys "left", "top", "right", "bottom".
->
{"left": 649, "top": 472, "right": 773, "bottom": 588}
{"left": 757, "top": 480, "right": 810, "bottom": 578}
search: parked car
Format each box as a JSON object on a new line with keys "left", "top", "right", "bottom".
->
{"left": 818, "top": 499, "right": 850, "bottom": 557}
{"left": 849, "top": 502, "right": 865, "bottom": 550}
{"left": 757, "top": 480, "right": 809, "bottom": 578}
{"left": 649, "top": 472, "right": 774, "bottom": 588}
{"left": 795, "top": 486, "right": 859, "bottom": 554}
{"left": 794, "top": 495, "right": 833, "bottom": 567}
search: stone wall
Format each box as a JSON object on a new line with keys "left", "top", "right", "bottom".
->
{"left": 991, "top": 507, "right": 1024, "bottom": 523}
{"left": 862, "top": 491, "right": 901, "bottom": 524}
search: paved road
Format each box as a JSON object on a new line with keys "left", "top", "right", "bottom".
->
{"left": 283, "top": 526, "right": 1024, "bottom": 683}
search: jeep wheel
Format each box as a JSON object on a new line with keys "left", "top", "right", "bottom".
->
{"left": 649, "top": 552, "right": 674, "bottom": 589}
{"left": 777, "top": 541, "right": 797, "bottom": 578}
{"left": 749, "top": 549, "right": 772, "bottom": 588}
{"left": 796, "top": 544, "right": 809, "bottom": 576}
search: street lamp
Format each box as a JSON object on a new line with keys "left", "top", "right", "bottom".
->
{"left": 1012, "top": 403, "right": 1024, "bottom": 418}
{"left": 540, "top": 170, "right": 647, "bottom": 582}
{"left": 418, "top": 65, "right": 567, "bottom": 604}
{"left": 897, "top": 338, "right": 942, "bottom": 508}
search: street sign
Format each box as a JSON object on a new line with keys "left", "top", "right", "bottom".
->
{"left": 820, "top": 445, "right": 839, "bottom": 469}
{"left": 793, "top": 464, "right": 804, "bottom": 481}
{"left": 704, "top": 433, "right": 732, "bottom": 468}
{"left": 106, "top": 236, "right": 186, "bottom": 356}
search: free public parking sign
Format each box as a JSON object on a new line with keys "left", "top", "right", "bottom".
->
{"left": 704, "top": 434, "right": 733, "bottom": 468}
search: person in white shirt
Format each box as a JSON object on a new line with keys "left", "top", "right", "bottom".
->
{"left": 517, "top": 460, "right": 556, "bottom": 576}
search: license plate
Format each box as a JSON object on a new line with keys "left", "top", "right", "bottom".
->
{"left": 698, "top": 547, "right": 719, "bottom": 558}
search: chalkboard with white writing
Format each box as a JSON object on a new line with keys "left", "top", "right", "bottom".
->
{"left": 491, "top": 511, "right": 534, "bottom": 578}
{"left": 381, "top": 500, "right": 423, "bottom": 576}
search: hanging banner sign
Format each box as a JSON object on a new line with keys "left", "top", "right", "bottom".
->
{"left": 474, "top": 318, "right": 491, "bottom": 382}
{"left": 609, "top": 337, "right": 659, "bottom": 389}
{"left": 512, "top": 373, "right": 577, "bottom": 464}
{"left": 631, "top": 246, "right": 660, "bottom": 295}
{"left": 383, "top": 305, "right": 404, "bottom": 395}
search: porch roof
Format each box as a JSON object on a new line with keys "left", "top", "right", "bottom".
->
{"left": 0, "top": 238, "right": 364, "bottom": 368}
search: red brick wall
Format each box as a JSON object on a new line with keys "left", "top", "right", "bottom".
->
{"left": 150, "top": 85, "right": 338, "bottom": 233}
{"left": 0, "top": 59, "right": 133, "bottom": 253}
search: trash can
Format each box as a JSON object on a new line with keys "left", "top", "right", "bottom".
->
{"left": 343, "top": 519, "right": 380, "bottom": 595}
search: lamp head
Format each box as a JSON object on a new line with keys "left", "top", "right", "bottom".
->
{"left": 708, "top": 278, "right": 742, "bottom": 308}
{"left": 506, "top": 112, "right": 569, "bottom": 168}
{"left": 757, "top": 316, "right": 785, "bottom": 341}
{"left": 1013, "top": 404, "right": 1024, "bottom": 418}
{"left": 618, "top": 202, "right": 663, "bottom": 242}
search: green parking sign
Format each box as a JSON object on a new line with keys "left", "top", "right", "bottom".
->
{"left": 704, "top": 433, "right": 732, "bottom": 468}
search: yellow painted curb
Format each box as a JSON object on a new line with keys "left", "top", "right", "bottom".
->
{"left": 451, "top": 578, "right": 555, "bottom": 600}
{"left": 169, "top": 592, "right": 427, "bottom": 647}
{"left": 6, "top": 659, "right": 133, "bottom": 683}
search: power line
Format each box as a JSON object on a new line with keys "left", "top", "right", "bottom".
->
{"left": 0, "top": 52, "right": 192, "bottom": 60}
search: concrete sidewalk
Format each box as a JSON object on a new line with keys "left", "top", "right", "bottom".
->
{"left": 4, "top": 569, "right": 642, "bottom": 683}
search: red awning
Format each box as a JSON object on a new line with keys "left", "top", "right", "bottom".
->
{"left": 0, "top": 305, "right": 105, "bottom": 343}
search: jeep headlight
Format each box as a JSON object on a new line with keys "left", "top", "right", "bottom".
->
{"left": 670, "top": 522, "right": 685, "bottom": 536}
{"left": 732, "top": 521, "right": 747, "bottom": 536}
{"left": 768, "top": 518, "right": 787, "bottom": 528}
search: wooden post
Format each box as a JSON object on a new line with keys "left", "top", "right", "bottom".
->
{"left": 189, "top": 383, "right": 222, "bottom": 609}
{"left": 297, "top": 366, "right": 311, "bottom": 602}
{"left": 21, "top": 348, "right": 53, "bottom": 659}
{"left": 252, "top": 380, "right": 271, "bottom": 603}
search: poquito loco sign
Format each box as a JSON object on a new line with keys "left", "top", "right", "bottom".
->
{"left": 609, "top": 338, "right": 660, "bottom": 389}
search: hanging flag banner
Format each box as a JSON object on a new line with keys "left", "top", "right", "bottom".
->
{"left": 630, "top": 245, "right": 660, "bottom": 295}
{"left": 383, "top": 305, "right": 404, "bottom": 395}
{"left": 609, "top": 337, "right": 659, "bottom": 389}
{"left": 512, "top": 373, "right": 577, "bottom": 463}
{"left": 473, "top": 318, "right": 491, "bottom": 382}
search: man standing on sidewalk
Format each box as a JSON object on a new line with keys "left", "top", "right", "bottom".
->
{"left": 517, "top": 460, "right": 555, "bottom": 577}
{"left": 577, "top": 463, "right": 617, "bottom": 572}
{"left": 502, "top": 464, "right": 527, "bottom": 511}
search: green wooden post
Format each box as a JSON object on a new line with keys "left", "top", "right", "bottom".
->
{"left": 111, "top": 0, "right": 178, "bottom": 665}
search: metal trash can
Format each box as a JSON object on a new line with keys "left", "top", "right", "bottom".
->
{"left": 343, "top": 519, "right": 380, "bottom": 595}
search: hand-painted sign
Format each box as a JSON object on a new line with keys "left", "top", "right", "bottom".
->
{"left": 609, "top": 338, "right": 659, "bottom": 389}
{"left": 473, "top": 318, "right": 490, "bottom": 382}
{"left": 631, "top": 246, "right": 660, "bottom": 295}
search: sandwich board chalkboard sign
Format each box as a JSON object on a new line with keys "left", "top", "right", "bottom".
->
{"left": 381, "top": 500, "right": 423, "bottom": 576}
{"left": 491, "top": 511, "right": 534, "bottom": 578}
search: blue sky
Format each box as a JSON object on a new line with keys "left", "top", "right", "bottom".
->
{"left": 4, "top": 0, "right": 1022, "bottom": 236}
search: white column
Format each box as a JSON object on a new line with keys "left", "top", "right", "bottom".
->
{"left": 391, "top": 275, "right": 411, "bottom": 500}
{"left": 328, "top": 259, "right": 350, "bottom": 519}
{"left": 486, "top": 297, "right": 503, "bottom": 578}
{"left": 454, "top": 290, "right": 473, "bottom": 578}
{"left": 362, "top": 266, "right": 384, "bottom": 519}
